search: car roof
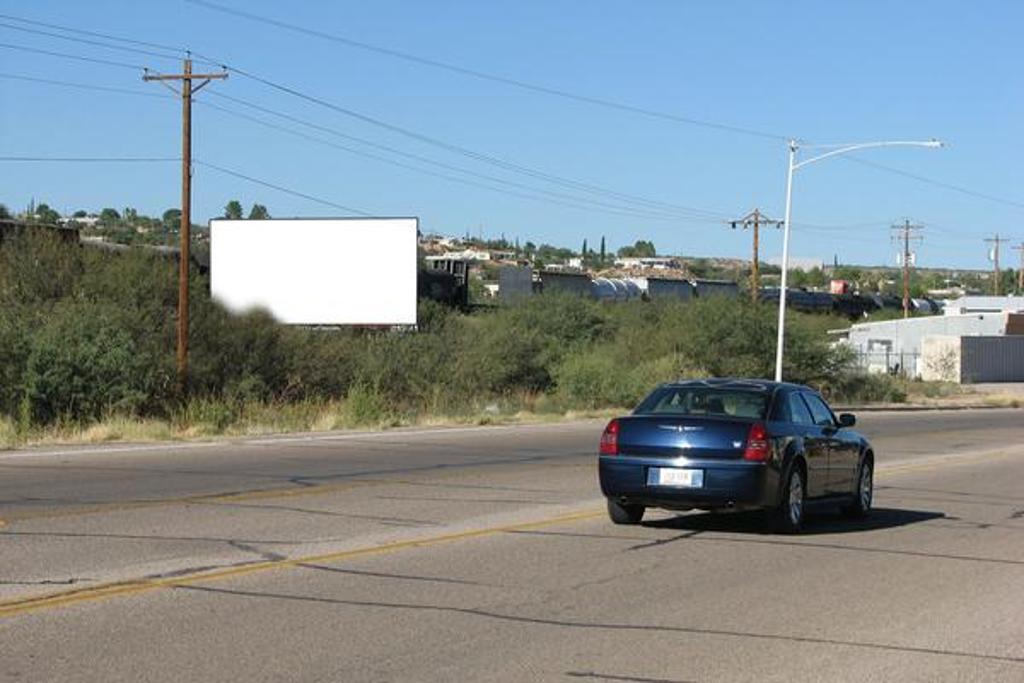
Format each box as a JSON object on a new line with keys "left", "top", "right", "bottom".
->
{"left": 658, "top": 378, "right": 809, "bottom": 393}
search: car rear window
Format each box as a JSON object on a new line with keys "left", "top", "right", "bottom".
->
{"left": 635, "top": 386, "right": 768, "bottom": 419}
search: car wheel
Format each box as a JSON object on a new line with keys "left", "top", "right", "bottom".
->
{"left": 772, "top": 466, "right": 805, "bottom": 534}
{"left": 842, "top": 458, "right": 873, "bottom": 518}
{"left": 607, "top": 498, "right": 645, "bottom": 525}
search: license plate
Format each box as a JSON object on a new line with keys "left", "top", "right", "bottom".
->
{"left": 647, "top": 467, "right": 704, "bottom": 488}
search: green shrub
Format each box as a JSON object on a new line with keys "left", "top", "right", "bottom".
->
{"left": 344, "top": 382, "right": 393, "bottom": 426}
{"left": 0, "top": 232, "right": 906, "bottom": 434}
{"left": 826, "top": 372, "right": 908, "bottom": 404}
{"left": 22, "top": 302, "right": 153, "bottom": 423}
{"left": 174, "top": 397, "right": 238, "bottom": 433}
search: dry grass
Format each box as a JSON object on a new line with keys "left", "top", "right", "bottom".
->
{"left": 4, "top": 381, "right": 1015, "bottom": 452}
{"left": 981, "top": 393, "right": 1023, "bottom": 409}
{"left": 0, "top": 416, "right": 18, "bottom": 450}
{"left": 0, "top": 398, "right": 628, "bottom": 451}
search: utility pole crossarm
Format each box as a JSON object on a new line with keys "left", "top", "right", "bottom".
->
{"left": 726, "top": 208, "right": 783, "bottom": 303}
{"left": 1014, "top": 243, "right": 1024, "bottom": 292}
{"left": 891, "top": 220, "right": 924, "bottom": 318}
{"left": 142, "top": 72, "right": 228, "bottom": 81}
{"left": 984, "top": 234, "right": 1011, "bottom": 296}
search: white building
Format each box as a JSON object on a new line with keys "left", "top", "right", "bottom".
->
{"left": 941, "top": 296, "right": 1024, "bottom": 316}
{"left": 840, "top": 313, "right": 1013, "bottom": 377}
{"left": 613, "top": 257, "right": 680, "bottom": 270}
{"left": 439, "top": 249, "right": 491, "bottom": 261}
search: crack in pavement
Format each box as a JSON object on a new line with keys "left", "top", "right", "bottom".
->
{"left": 178, "top": 584, "right": 1024, "bottom": 665}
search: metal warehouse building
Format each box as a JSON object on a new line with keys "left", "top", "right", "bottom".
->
{"left": 841, "top": 312, "right": 1024, "bottom": 381}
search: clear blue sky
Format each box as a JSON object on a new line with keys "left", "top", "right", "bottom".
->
{"left": 1, "top": 0, "right": 1021, "bottom": 269}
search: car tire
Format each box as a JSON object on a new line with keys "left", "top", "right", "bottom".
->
{"left": 607, "top": 498, "right": 645, "bottom": 525}
{"left": 842, "top": 458, "right": 873, "bottom": 518}
{"left": 771, "top": 466, "right": 805, "bottom": 534}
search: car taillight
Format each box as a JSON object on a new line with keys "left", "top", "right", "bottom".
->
{"left": 599, "top": 419, "right": 619, "bottom": 455}
{"left": 743, "top": 422, "right": 770, "bottom": 462}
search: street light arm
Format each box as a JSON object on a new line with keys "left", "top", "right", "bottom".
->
{"left": 793, "top": 139, "right": 942, "bottom": 170}
{"left": 773, "top": 136, "right": 942, "bottom": 383}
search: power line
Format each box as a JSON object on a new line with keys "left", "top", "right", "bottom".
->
{"left": 0, "top": 20, "right": 183, "bottom": 61}
{"left": 198, "top": 60, "right": 733, "bottom": 219}
{"left": 186, "top": 0, "right": 788, "bottom": 142}
{"left": 195, "top": 160, "right": 371, "bottom": 216}
{"left": 0, "top": 41, "right": 143, "bottom": 70}
{"left": 0, "top": 156, "right": 179, "bottom": 162}
{"left": 197, "top": 91, "right": 717, "bottom": 222}
{"left": 0, "top": 12, "right": 190, "bottom": 56}
{"left": 0, "top": 72, "right": 168, "bottom": 98}
{"left": 845, "top": 155, "right": 1024, "bottom": 211}
{"left": 199, "top": 99, "right": 710, "bottom": 222}
{"left": 4, "top": 10, "right": 1018, "bottom": 221}
{"left": 4, "top": 9, "right": 1022, "bottom": 220}
{"left": 0, "top": 68, "right": 721, "bottom": 222}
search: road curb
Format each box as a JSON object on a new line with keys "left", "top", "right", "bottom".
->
{"left": 833, "top": 403, "right": 1019, "bottom": 413}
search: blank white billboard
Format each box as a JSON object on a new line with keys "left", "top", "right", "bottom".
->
{"left": 210, "top": 217, "right": 418, "bottom": 325}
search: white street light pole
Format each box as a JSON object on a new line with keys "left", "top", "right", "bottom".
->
{"left": 773, "top": 138, "right": 943, "bottom": 382}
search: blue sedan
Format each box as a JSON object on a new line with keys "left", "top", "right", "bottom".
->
{"left": 598, "top": 379, "right": 874, "bottom": 533}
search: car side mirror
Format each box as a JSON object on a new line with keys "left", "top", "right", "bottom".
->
{"left": 838, "top": 413, "right": 856, "bottom": 428}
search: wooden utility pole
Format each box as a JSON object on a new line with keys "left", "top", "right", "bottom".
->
{"left": 144, "top": 59, "right": 227, "bottom": 394}
{"left": 984, "top": 234, "right": 1010, "bottom": 296}
{"left": 728, "top": 209, "right": 782, "bottom": 302}
{"left": 891, "top": 220, "right": 923, "bottom": 318}
{"left": 1012, "top": 243, "right": 1024, "bottom": 293}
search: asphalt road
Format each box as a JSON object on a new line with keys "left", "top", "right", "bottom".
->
{"left": 1, "top": 409, "right": 1022, "bottom": 682}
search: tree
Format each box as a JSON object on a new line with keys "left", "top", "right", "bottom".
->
{"left": 33, "top": 203, "right": 62, "bottom": 225}
{"left": 0, "top": 204, "right": 10, "bottom": 220}
{"left": 600, "top": 236, "right": 606, "bottom": 264}
{"left": 581, "top": 238, "right": 588, "bottom": 257}
{"left": 224, "top": 200, "right": 243, "bottom": 220}
{"left": 162, "top": 208, "right": 181, "bottom": 232}
{"left": 98, "top": 208, "right": 121, "bottom": 227}
{"left": 617, "top": 240, "right": 656, "bottom": 258}
{"left": 72, "top": 209, "right": 88, "bottom": 218}
{"left": 247, "top": 203, "right": 269, "bottom": 220}
{"left": 123, "top": 207, "right": 139, "bottom": 225}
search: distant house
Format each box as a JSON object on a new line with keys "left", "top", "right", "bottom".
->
{"left": 62, "top": 215, "right": 100, "bottom": 228}
{"left": 613, "top": 256, "right": 681, "bottom": 270}
{"left": 439, "top": 249, "right": 492, "bottom": 261}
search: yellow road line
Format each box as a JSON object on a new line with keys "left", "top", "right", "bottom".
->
{"left": 1, "top": 447, "right": 1018, "bottom": 617}
{"left": 0, "top": 508, "right": 604, "bottom": 619}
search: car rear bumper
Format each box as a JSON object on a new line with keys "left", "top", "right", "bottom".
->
{"left": 599, "top": 455, "right": 779, "bottom": 510}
